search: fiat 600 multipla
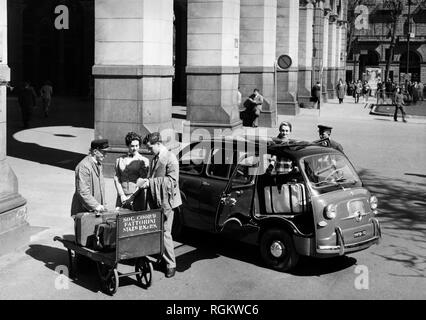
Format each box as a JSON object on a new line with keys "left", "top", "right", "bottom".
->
{"left": 174, "top": 136, "right": 381, "bottom": 272}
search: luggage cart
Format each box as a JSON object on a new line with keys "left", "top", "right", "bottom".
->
{"left": 54, "top": 208, "right": 163, "bottom": 295}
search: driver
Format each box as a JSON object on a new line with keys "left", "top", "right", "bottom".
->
{"left": 317, "top": 125, "right": 344, "bottom": 153}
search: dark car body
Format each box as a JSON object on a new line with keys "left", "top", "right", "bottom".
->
{"left": 176, "top": 136, "right": 381, "bottom": 271}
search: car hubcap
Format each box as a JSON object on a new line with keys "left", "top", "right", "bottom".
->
{"left": 270, "top": 240, "right": 285, "bottom": 258}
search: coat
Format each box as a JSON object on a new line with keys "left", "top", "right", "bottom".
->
{"left": 71, "top": 155, "right": 106, "bottom": 216}
{"left": 336, "top": 83, "right": 346, "bottom": 99}
{"left": 146, "top": 146, "right": 182, "bottom": 210}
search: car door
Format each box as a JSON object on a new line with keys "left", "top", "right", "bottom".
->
{"left": 178, "top": 142, "right": 209, "bottom": 229}
{"left": 198, "top": 147, "right": 235, "bottom": 231}
{"left": 214, "top": 154, "right": 259, "bottom": 233}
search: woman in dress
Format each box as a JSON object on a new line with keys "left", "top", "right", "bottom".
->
{"left": 113, "top": 132, "right": 149, "bottom": 210}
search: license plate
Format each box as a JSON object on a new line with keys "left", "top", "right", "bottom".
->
{"left": 354, "top": 230, "right": 366, "bottom": 238}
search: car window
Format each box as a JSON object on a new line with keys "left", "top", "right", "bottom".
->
{"left": 179, "top": 144, "right": 208, "bottom": 175}
{"left": 232, "top": 155, "right": 259, "bottom": 185}
{"left": 206, "top": 148, "right": 234, "bottom": 179}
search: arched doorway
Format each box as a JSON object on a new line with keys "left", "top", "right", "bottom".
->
{"left": 400, "top": 51, "right": 421, "bottom": 82}
{"left": 359, "top": 50, "right": 380, "bottom": 80}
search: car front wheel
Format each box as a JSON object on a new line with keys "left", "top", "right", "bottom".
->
{"left": 260, "top": 228, "right": 299, "bottom": 272}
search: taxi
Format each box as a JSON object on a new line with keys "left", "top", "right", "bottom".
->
{"left": 175, "top": 136, "right": 381, "bottom": 272}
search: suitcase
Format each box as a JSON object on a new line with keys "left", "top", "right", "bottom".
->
{"left": 94, "top": 218, "right": 117, "bottom": 251}
{"left": 74, "top": 211, "right": 117, "bottom": 247}
{"left": 264, "top": 183, "right": 306, "bottom": 214}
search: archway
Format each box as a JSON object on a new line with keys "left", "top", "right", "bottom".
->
{"left": 400, "top": 51, "right": 421, "bottom": 82}
{"left": 359, "top": 50, "right": 380, "bottom": 80}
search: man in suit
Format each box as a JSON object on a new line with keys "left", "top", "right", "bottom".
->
{"left": 71, "top": 139, "right": 109, "bottom": 216}
{"left": 317, "top": 125, "right": 344, "bottom": 153}
{"left": 139, "top": 132, "right": 182, "bottom": 278}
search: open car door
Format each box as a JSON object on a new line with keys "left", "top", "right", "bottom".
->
{"left": 214, "top": 154, "right": 260, "bottom": 232}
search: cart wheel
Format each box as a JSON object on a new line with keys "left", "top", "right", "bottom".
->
{"left": 97, "top": 263, "right": 119, "bottom": 295}
{"left": 135, "top": 257, "right": 153, "bottom": 288}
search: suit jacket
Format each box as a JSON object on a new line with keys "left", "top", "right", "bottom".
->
{"left": 147, "top": 146, "right": 182, "bottom": 210}
{"left": 71, "top": 155, "right": 106, "bottom": 216}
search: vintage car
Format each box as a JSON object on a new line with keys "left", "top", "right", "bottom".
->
{"left": 174, "top": 136, "right": 381, "bottom": 272}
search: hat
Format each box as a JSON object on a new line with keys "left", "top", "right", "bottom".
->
{"left": 91, "top": 139, "right": 109, "bottom": 150}
{"left": 318, "top": 125, "right": 333, "bottom": 132}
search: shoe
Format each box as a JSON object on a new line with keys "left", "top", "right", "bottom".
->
{"left": 394, "top": 119, "right": 398, "bottom": 122}
{"left": 165, "top": 267, "right": 176, "bottom": 278}
{"left": 403, "top": 119, "right": 407, "bottom": 123}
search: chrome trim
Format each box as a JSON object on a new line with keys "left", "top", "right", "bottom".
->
{"left": 371, "top": 218, "right": 381, "bottom": 244}
{"left": 317, "top": 236, "right": 380, "bottom": 252}
{"left": 335, "top": 227, "right": 345, "bottom": 256}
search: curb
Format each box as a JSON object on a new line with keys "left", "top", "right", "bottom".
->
{"left": 369, "top": 104, "right": 426, "bottom": 119}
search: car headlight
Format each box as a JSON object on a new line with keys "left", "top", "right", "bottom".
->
{"left": 369, "top": 195, "right": 378, "bottom": 210}
{"left": 324, "top": 204, "right": 337, "bottom": 219}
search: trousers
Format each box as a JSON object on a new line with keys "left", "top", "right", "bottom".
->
{"left": 162, "top": 207, "right": 176, "bottom": 268}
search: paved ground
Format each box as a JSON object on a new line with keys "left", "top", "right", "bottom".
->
{"left": 1, "top": 95, "right": 425, "bottom": 300}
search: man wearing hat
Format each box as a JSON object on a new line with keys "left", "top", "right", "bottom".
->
{"left": 71, "top": 139, "right": 109, "bottom": 216}
{"left": 317, "top": 125, "right": 344, "bottom": 153}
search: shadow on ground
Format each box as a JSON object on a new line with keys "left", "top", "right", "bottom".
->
{"left": 174, "top": 228, "right": 357, "bottom": 276}
{"left": 7, "top": 96, "right": 93, "bottom": 170}
{"left": 359, "top": 169, "right": 426, "bottom": 277}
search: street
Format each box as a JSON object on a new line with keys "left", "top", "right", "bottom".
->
{"left": 0, "top": 97, "right": 425, "bottom": 300}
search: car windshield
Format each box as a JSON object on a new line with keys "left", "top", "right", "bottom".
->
{"left": 301, "top": 153, "right": 362, "bottom": 194}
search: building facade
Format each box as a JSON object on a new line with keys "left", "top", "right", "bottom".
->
{"left": 0, "top": 0, "right": 347, "bottom": 238}
{"left": 347, "top": 0, "right": 426, "bottom": 84}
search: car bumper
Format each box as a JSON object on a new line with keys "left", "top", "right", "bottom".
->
{"left": 316, "top": 218, "right": 381, "bottom": 255}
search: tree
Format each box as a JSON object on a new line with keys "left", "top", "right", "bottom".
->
{"left": 383, "top": 0, "right": 404, "bottom": 82}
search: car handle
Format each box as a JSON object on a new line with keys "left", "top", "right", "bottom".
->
{"left": 201, "top": 181, "right": 210, "bottom": 186}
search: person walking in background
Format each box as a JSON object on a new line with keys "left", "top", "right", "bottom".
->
{"left": 362, "top": 81, "right": 370, "bottom": 103}
{"left": 40, "top": 80, "right": 53, "bottom": 117}
{"left": 393, "top": 87, "right": 407, "bottom": 123}
{"left": 138, "top": 132, "right": 182, "bottom": 278}
{"left": 311, "top": 81, "right": 322, "bottom": 109}
{"left": 417, "top": 81, "right": 424, "bottom": 101}
{"left": 355, "top": 80, "right": 362, "bottom": 103}
{"left": 336, "top": 79, "right": 346, "bottom": 104}
{"left": 376, "top": 81, "right": 385, "bottom": 105}
{"left": 113, "top": 132, "right": 149, "bottom": 211}
{"left": 17, "top": 81, "right": 37, "bottom": 128}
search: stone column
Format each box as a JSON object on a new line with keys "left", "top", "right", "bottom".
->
{"left": 276, "top": 0, "right": 299, "bottom": 115}
{"left": 93, "top": 0, "right": 174, "bottom": 176}
{"left": 0, "top": 0, "right": 28, "bottom": 245}
{"left": 7, "top": 0, "right": 24, "bottom": 86}
{"left": 186, "top": 0, "right": 241, "bottom": 136}
{"left": 421, "top": 63, "right": 426, "bottom": 84}
{"left": 239, "top": 0, "right": 277, "bottom": 127}
{"left": 327, "top": 13, "right": 337, "bottom": 99}
{"left": 298, "top": 0, "right": 314, "bottom": 108}
{"left": 312, "top": 0, "right": 324, "bottom": 103}
{"left": 337, "top": 20, "right": 347, "bottom": 82}
{"left": 321, "top": 7, "right": 330, "bottom": 102}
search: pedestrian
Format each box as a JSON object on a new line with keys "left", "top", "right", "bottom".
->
{"left": 412, "top": 81, "right": 419, "bottom": 104}
{"left": 247, "top": 88, "right": 263, "bottom": 128}
{"left": 237, "top": 87, "right": 242, "bottom": 110}
{"left": 417, "top": 81, "right": 424, "bottom": 101}
{"left": 376, "top": 81, "right": 385, "bottom": 105}
{"left": 348, "top": 81, "right": 355, "bottom": 97}
{"left": 336, "top": 79, "right": 346, "bottom": 104}
{"left": 362, "top": 81, "right": 370, "bottom": 103}
{"left": 113, "top": 132, "right": 149, "bottom": 211}
{"left": 40, "top": 80, "right": 53, "bottom": 117}
{"left": 317, "top": 125, "right": 344, "bottom": 153}
{"left": 355, "top": 80, "right": 362, "bottom": 103}
{"left": 71, "top": 139, "right": 109, "bottom": 216}
{"left": 139, "top": 132, "right": 182, "bottom": 278}
{"left": 17, "top": 81, "right": 37, "bottom": 128}
{"left": 311, "top": 81, "right": 321, "bottom": 109}
{"left": 393, "top": 87, "right": 407, "bottom": 123}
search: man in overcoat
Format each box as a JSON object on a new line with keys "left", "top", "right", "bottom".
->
{"left": 71, "top": 139, "right": 109, "bottom": 216}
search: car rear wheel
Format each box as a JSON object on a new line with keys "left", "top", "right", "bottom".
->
{"left": 260, "top": 228, "right": 299, "bottom": 272}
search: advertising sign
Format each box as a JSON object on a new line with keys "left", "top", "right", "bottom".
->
{"left": 366, "top": 67, "right": 382, "bottom": 91}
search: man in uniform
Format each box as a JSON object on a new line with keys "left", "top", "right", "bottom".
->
{"left": 317, "top": 125, "right": 344, "bottom": 153}
{"left": 71, "top": 139, "right": 109, "bottom": 216}
{"left": 139, "top": 132, "right": 182, "bottom": 278}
